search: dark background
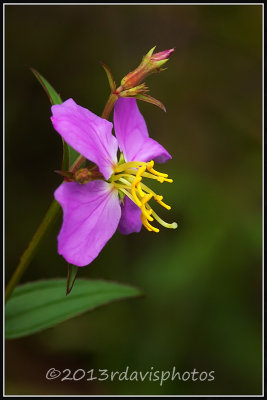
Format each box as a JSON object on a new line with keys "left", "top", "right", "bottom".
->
{"left": 5, "top": 4, "right": 262, "bottom": 396}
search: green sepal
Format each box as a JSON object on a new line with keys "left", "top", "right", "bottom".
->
{"left": 54, "top": 170, "right": 74, "bottom": 181}
{"left": 100, "top": 61, "right": 116, "bottom": 92}
{"left": 66, "top": 264, "right": 79, "bottom": 295}
{"left": 135, "top": 93, "right": 166, "bottom": 112}
{"left": 146, "top": 46, "right": 156, "bottom": 58}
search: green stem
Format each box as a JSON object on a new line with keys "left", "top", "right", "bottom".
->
{"left": 5, "top": 200, "right": 61, "bottom": 301}
{"left": 5, "top": 92, "right": 119, "bottom": 302}
{"left": 102, "top": 93, "right": 118, "bottom": 119}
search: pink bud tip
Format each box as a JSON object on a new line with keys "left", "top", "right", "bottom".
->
{"left": 151, "top": 48, "right": 175, "bottom": 61}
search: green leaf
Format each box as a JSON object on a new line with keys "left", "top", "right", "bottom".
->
{"left": 66, "top": 264, "right": 79, "bottom": 295}
{"left": 31, "top": 68, "right": 81, "bottom": 170}
{"left": 5, "top": 279, "right": 142, "bottom": 339}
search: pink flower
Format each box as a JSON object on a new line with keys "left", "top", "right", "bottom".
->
{"left": 51, "top": 97, "right": 177, "bottom": 267}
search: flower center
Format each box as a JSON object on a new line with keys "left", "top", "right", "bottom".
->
{"left": 110, "top": 160, "right": 178, "bottom": 233}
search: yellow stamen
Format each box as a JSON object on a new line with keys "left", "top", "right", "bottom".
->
{"left": 141, "top": 194, "right": 154, "bottom": 221}
{"left": 154, "top": 195, "right": 171, "bottom": 210}
{"left": 130, "top": 165, "right": 146, "bottom": 206}
{"left": 162, "top": 177, "right": 173, "bottom": 183}
{"left": 131, "top": 176, "right": 142, "bottom": 206}
{"left": 114, "top": 161, "right": 146, "bottom": 173}
{"left": 124, "top": 169, "right": 172, "bottom": 183}
{"left": 145, "top": 220, "right": 160, "bottom": 233}
{"left": 116, "top": 177, "right": 131, "bottom": 187}
{"left": 146, "top": 160, "right": 168, "bottom": 178}
{"left": 146, "top": 160, "right": 154, "bottom": 169}
{"left": 111, "top": 173, "right": 133, "bottom": 183}
{"left": 136, "top": 164, "right": 147, "bottom": 178}
{"left": 141, "top": 214, "right": 152, "bottom": 231}
{"left": 137, "top": 182, "right": 145, "bottom": 197}
{"left": 142, "top": 192, "right": 153, "bottom": 204}
{"left": 119, "top": 188, "right": 136, "bottom": 203}
{"left": 139, "top": 182, "right": 156, "bottom": 196}
{"left": 111, "top": 158, "right": 177, "bottom": 233}
{"left": 141, "top": 213, "right": 159, "bottom": 233}
{"left": 150, "top": 208, "right": 178, "bottom": 230}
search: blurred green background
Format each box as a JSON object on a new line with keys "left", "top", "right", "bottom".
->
{"left": 5, "top": 4, "right": 262, "bottom": 396}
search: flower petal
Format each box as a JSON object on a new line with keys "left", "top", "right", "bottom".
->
{"left": 54, "top": 180, "right": 121, "bottom": 267}
{"left": 114, "top": 98, "right": 171, "bottom": 163}
{"left": 51, "top": 99, "right": 118, "bottom": 179}
{"left": 118, "top": 196, "right": 142, "bottom": 235}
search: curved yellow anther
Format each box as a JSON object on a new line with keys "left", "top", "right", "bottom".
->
{"left": 131, "top": 176, "right": 142, "bottom": 206}
{"left": 136, "top": 164, "right": 146, "bottom": 178}
{"left": 141, "top": 194, "right": 154, "bottom": 221}
{"left": 130, "top": 164, "right": 147, "bottom": 206}
{"left": 142, "top": 193, "right": 153, "bottom": 204}
{"left": 141, "top": 214, "right": 152, "bottom": 231}
{"left": 157, "top": 177, "right": 165, "bottom": 183}
{"left": 142, "top": 208, "right": 153, "bottom": 222}
{"left": 156, "top": 176, "right": 173, "bottom": 184}
{"left": 147, "top": 160, "right": 168, "bottom": 178}
{"left": 164, "top": 178, "right": 173, "bottom": 183}
{"left": 137, "top": 182, "right": 145, "bottom": 196}
{"left": 146, "top": 160, "right": 154, "bottom": 169}
{"left": 144, "top": 219, "right": 160, "bottom": 233}
{"left": 154, "top": 195, "right": 171, "bottom": 210}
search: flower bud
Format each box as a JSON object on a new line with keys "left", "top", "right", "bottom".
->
{"left": 74, "top": 168, "right": 92, "bottom": 184}
{"left": 120, "top": 46, "right": 174, "bottom": 90}
{"left": 74, "top": 166, "right": 103, "bottom": 184}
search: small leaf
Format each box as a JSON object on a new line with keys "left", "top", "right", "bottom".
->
{"left": 5, "top": 279, "right": 143, "bottom": 339}
{"left": 31, "top": 68, "right": 81, "bottom": 169}
{"left": 31, "top": 68, "right": 63, "bottom": 106}
{"left": 135, "top": 93, "right": 166, "bottom": 112}
{"left": 66, "top": 264, "right": 79, "bottom": 295}
{"left": 100, "top": 62, "right": 116, "bottom": 92}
